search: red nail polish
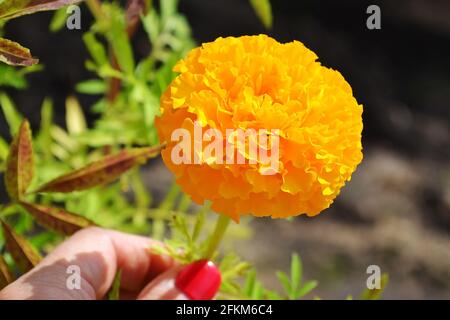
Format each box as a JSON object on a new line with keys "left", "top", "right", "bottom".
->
{"left": 176, "top": 260, "right": 221, "bottom": 300}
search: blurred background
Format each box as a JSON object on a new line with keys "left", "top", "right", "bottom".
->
{"left": 1, "top": 0, "right": 450, "bottom": 299}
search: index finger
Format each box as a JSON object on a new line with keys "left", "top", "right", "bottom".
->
{"left": 0, "top": 227, "right": 174, "bottom": 299}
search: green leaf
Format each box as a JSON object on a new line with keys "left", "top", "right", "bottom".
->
{"left": 83, "top": 32, "right": 108, "bottom": 66}
{"left": 297, "top": 280, "right": 318, "bottom": 299}
{"left": 0, "top": 92, "right": 22, "bottom": 135}
{"left": 19, "top": 201, "right": 96, "bottom": 236}
{"left": 35, "top": 145, "right": 165, "bottom": 193}
{"left": 0, "top": 64, "right": 27, "bottom": 88}
{"left": 37, "top": 97, "right": 53, "bottom": 161}
{"left": 1, "top": 219, "right": 42, "bottom": 273}
{"left": 251, "top": 281, "right": 264, "bottom": 299}
{"left": 290, "top": 253, "right": 302, "bottom": 294}
{"left": 0, "top": 0, "right": 82, "bottom": 20}
{"left": 0, "top": 37, "right": 38, "bottom": 66}
{"left": 49, "top": 7, "right": 68, "bottom": 32}
{"left": 160, "top": 0, "right": 178, "bottom": 24}
{"left": 4, "top": 119, "right": 34, "bottom": 200}
{"left": 249, "top": 0, "right": 273, "bottom": 29}
{"left": 141, "top": 9, "right": 159, "bottom": 45}
{"left": 105, "top": 3, "right": 135, "bottom": 75}
{"left": 76, "top": 79, "right": 106, "bottom": 94}
{"left": 108, "top": 269, "right": 122, "bottom": 300}
{"left": 276, "top": 271, "right": 291, "bottom": 296}
{"left": 244, "top": 269, "right": 256, "bottom": 296}
{"left": 0, "top": 136, "right": 8, "bottom": 160}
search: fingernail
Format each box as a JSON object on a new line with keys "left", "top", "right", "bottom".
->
{"left": 175, "top": 260, "right": 221, "bottom": 300}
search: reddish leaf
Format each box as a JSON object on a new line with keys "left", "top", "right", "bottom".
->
{"left": 0, "top": 254, "right": 14, "bottom": 289}
{"left": 1, "top": 220, "right": 42, "bottom": 273}
{"left": 0, "top": 37, "right": 38, "bottom": 66}
{"left": 0, "top": 0, "right": 83, "bottom": 20}
{"left": 19, "top": 201, "right": 96, "bottom": 236}
{"left": 4, "top": 119, "right": 34, "bottom": 200}
{"left": 36, "top": 144, "right": 165, "bottom": 193}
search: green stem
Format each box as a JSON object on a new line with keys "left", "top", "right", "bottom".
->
{"left": 204, "top": 214, "right": 231, "bottom": 260}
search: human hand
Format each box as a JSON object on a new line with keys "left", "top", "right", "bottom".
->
{"left": 0, "top": 227, "right": 221, "bottom": 300}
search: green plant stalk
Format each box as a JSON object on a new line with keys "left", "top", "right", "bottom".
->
{"left": 204, "top": 214, "right": 231, "bottom": 260}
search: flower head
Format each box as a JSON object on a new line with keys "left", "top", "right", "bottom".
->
{"left": 156, "top": 35, "right": 363, "bottom": 221}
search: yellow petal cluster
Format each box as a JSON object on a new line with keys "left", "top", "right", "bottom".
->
{"left": 156, "top": 35, "right": 363, "bottom": 221}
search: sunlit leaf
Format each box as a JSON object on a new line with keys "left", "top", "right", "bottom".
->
{"left": 19, "top": 201, "right": 96, "bottom": 236}
{"left": 1, "top": 220, "right": 42, "bottom": 273}
{"left": 36, "top": 144, "right": 165, "bottom": 193}
{"left": 65, "top": 96, "right": 86, "bottom": 135}
{"left": 249, "top": 0, "right": 273, "bottom": 29}
{"left": 0, "top": 37, "right": 38, "bottom": 66}
{"left": 4, "top": 119, "right": 34, "bottom": 200}
{"left": 0, "top": 0, "right": 82, "bottom": 20}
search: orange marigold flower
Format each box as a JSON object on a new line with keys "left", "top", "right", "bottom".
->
{"left": 155, "top": 35, "right": 363, "bottom": 222}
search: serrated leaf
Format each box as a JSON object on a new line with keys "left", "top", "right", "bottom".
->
{"left": 0, "top": 0, "right": 82, "bottom": 20}
{"left": 107, "top": 269, "right": 122, "bottom": 300}
{"left": 19, "top": 201, "right": 95, "bottom": 236}
{"left": 1, "top": 220, "right": 42, "bottom": 273}
{"left": 249, "top": 0, "right": 273, "bottom": 29}
{"left": 4, "top": 119, "right": 34, "bottom": 200}
{"left": 0, "top": 37, "right": 38, "bottom": 66}
{"left": 0, "top": 254, "right": 13, "bottom": 289}
{"left": 36, "top": 144, "right": 165, "bottom": 193}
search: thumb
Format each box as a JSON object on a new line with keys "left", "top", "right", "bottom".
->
{"left": 137, "top": 260, "right": 221, "bottom": 300}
